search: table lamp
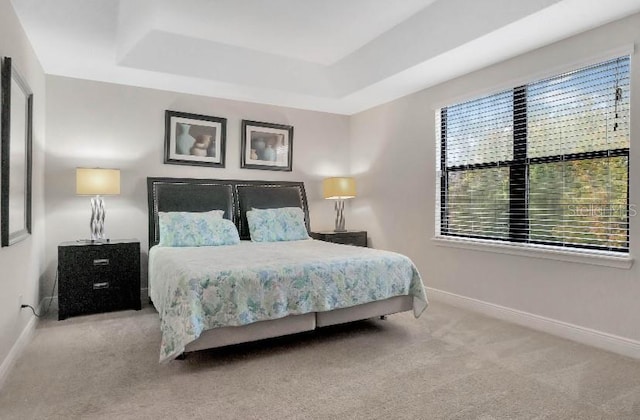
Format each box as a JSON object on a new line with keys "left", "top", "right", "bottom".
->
{"left": 76, "top": 168, "right": 120, "bottom": 241}
{"left": 323, "top": 177, "right": 356, "bottom": 232}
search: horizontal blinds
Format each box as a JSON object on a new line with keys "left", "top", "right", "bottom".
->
{"left": 445, "top": 90, "right": 514, "bottom": 167}
{"left": 528, "top": 157, "right": 628, "bottom": 249}
{"left": 527, "top": 57, "right": 630, "bottom": 158}
{"left": 445, "top": 168, "right": 510, "bottom": 239}
{"left": 439, "top": 56, "right": 630, "bottom": 252}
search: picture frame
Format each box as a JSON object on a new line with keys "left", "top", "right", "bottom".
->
{"left": 164, "top": 110, "right": 226, "bottom": 168}
{"left": 1, "top": 57, "right": 33, "bottom": 247}
{"left": 241, "top": 120, "right": 293, "bottom": 171}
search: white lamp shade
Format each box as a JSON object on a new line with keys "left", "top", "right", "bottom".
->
{"left": 76, "top": 168, "right": 121, "bottom": 195}
{"left": 323, "top": 177, "right": 356, "bottom": 199}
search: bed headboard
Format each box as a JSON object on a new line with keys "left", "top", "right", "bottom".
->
{"left": 147, "top": 177, "right": 310, "bottom": 248}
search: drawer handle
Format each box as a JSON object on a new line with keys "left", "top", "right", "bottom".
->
{"left": 93, "top": 282, "right": 109, "bottom": 290}
{"left": 93, "top": 259, "right": 110, "bottom": 266}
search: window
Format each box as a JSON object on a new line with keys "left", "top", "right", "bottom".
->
{"left": 437, "top": 56, "right": 630, "bottom": 252}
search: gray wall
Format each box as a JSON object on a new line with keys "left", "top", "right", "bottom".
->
{"left": 0, "top": 0, "right": 46, "bottom": 371}
{"left": 43, "top": 76, "right": 351, "bottom": 296}
{"left": 349, "top": 13, "right": 640, "bottom": 341}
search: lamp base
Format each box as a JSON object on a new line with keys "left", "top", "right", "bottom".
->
{"left": 334, "top": 200, "right": 346, "bottom": 232}
{"left": 90, "top": 195, "right": 107, "bottom": 241}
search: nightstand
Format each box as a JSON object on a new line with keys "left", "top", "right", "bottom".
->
{"left": 311, "top": 230, "right": 368, "bottom": 247}
{"left": 58, "top": 239, "right": 141, "bottom": 320}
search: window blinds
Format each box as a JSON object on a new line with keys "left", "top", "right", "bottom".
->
{"left": 438, "top": 56, "right": 630, "bottom": 252}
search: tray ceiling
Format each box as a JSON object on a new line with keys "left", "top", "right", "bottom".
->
{"left": 11, "top": 0, "right": 640, "bottom": 114}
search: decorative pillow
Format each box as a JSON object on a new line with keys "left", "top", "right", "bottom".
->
{"left": 158, "top": 210, "right": 239, "bottom": 247}
{"left": 246, "top": 207, "right": 310, "bottom": 242}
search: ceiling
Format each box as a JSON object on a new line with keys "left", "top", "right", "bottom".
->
{"left": 11, "top": 0, "right": 640, "bottom": 114}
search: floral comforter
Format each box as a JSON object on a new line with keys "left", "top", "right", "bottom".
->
{"left": 149, "top": 239, "right": 428, "bottom": 362}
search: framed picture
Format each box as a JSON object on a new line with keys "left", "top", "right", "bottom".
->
{"left": 1, "top": 57, "right": 33, "bottom": 247}
{"left": 241, "top": 120, "right": 293, "bottom": 171}
{"left": 164, "top": 110, "right": 226, "bottom": 168}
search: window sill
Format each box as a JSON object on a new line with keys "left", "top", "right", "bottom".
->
{"left": 432, "top": 236, "right": 633, "bottom": 269}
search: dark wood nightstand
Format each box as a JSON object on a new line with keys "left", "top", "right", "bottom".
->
{"left": 311, "top": 231, "right": 368, "bottom": 247}
{"left": 58, "top": 239, "right": 141, "bottom": 320}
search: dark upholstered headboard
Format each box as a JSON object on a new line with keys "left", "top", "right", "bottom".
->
{"left": 147, "top": 177, "right": 309, "bottom": 248}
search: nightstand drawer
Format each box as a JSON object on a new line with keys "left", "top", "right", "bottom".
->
{"left": 329, "top": 234, "right": 367, "bottom": 247}
{"left": 59, "top": 272, "right": 133, "bottom": 293}
{"left": 59, "top": 243, "right": 138, "bottom": 274}
{"left": 59, "top": 284, "right": 129, "bottom": 318}
{"left": 311, "top": 231, "right": 368, "bottom": 247}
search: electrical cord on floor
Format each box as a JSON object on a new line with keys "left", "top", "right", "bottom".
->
{"left": 21, "top": 268, "right": 58, "bottom": 318}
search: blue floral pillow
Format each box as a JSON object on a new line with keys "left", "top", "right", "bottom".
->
{"left": 158, "top": 210, "right": 239, "bottom": 247}
{"left": 246, "top": 207, "right": 310, "bottom": 242}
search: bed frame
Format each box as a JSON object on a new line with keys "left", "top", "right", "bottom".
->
{"left": 147, "top": 177, "right": 412, "bottom": 356}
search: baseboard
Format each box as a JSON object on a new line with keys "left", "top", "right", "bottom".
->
{"left": 0, "top": 313, "right": 37, "bottom": 390}
{"left": 0, "top": 294, "right": 59, "bottom": 389}
{"left": 427, "top": 287, "right": 640, "bottom": 360}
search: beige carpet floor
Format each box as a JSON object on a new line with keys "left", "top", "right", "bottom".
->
{"left": 1, "top": 301, "right": 640, "bottom": 419}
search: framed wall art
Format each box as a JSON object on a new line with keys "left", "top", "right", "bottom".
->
{"left": 241, "top": 120, "right": 293, "bottom": 171}
{"left": 164, "top": 110, "right": 226, "bottom": 168}
{"left": 1, "top": 57, "right": 33, "bottom": 247}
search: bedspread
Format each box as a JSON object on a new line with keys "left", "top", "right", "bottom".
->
{"left": 149, "top": 239, "right": 428, "bottom": 362}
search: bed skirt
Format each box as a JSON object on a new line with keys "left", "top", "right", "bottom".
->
{"left": 183, "top": 295, "right": 413, "bottom": 354}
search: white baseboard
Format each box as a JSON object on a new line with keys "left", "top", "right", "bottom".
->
{"left": 0, "top": 289, "right": 148, "bottom": 390}
{"left": 427, "top": 287, "right": 640, "bottom": 360}
{"left": 0, "top": 295, "right": 58, "bottom": 389}
{"left": 0, "top": 313, "right": 37, "bottom": 390}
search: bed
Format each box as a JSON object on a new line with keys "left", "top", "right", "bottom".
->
{"left": 147, "top": 177, "right": 428, "bottom": 362}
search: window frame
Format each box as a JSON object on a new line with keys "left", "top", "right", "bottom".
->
{"left": 437, "top": 58, "right": 630, "bottom": 254}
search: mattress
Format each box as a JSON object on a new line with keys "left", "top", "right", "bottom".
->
{"left": 149, "top": 239, "right": 428, "bottom": 362}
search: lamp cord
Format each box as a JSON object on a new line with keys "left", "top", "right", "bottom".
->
{"left": 21, "top": 268, "right": 58, "bottom": 318}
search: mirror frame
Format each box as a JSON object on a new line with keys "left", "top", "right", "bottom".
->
{"left": 1, "top": 57, "right": 33, "bottom": 247}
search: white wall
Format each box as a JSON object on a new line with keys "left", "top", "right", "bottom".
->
{"left": 0, "top": 0, "right": 46, "bottom": 374}
{"left": 44, "top": 76, "right": 350, "bottom": 297}
{"left": 349, "top": 13, "right": 640, "bottom": 341}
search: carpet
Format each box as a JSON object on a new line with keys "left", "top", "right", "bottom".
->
{"left": 1, "top": 301, "right": 639, "bottom": 419}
